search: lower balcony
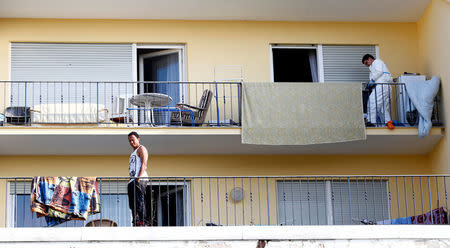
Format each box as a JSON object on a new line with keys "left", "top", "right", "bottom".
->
{"left": 2, "top": 175, "right": 449, "bottom": 228}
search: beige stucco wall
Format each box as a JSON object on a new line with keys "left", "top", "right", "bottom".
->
{"left": 418, "top": 0, "right": 450, "bottom": 173}
{"left": 0, "top": 19, "right": 419, "bottom": 82}
{"left": 0, "top": 154, "right": 433, "bottom": 177}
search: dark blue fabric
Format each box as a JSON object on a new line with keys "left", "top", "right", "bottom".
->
{"left": 151, "top": 53, "right": 180, "bottom": 124}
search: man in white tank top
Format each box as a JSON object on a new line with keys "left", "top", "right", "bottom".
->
{"left": 127, "top": 131, "right": 149, "bottom": 226}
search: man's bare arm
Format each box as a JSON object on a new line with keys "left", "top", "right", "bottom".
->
{"left": 137, "top": 146, "right": 148, "bottom": 182}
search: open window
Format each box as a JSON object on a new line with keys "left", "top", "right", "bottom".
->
{"left": 271, "top": 45, "right": 319, "bottom": 83}
{"left": 271, "top": 44, "right": 377, "bottom": 83}
{"left": 135, "top": 45, "right": 186, "bottom": 125}
{"left": 146, "top": 182, "right": 191, "bottom": 226}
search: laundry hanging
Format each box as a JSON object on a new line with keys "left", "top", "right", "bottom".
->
{"left": 404, "top": 76, "right": 440, "bottom": 138}
{"left": 242, "top": 82, "right": 366, "bottom": 145}
{"left": 30, "top": 177, "right": 100, "bottom": 227}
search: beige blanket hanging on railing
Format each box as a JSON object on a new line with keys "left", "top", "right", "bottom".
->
{"left": 242, "top": 82, "right": 366, "bottom": 145}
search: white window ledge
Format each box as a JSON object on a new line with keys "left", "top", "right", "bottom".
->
{"left": 0, "top": 225, "right": 449, "bottom": 242}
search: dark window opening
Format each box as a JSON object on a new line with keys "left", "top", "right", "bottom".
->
{"left": 272, "top": 48, "right": 317, "bottom": 82}
{"left": 146, "top": 185, "right": 187, "bottom": 226}
{"left": 137, "top": 49, "right": 165, "bottom": 93}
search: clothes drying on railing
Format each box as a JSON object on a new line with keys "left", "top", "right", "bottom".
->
{"left": 376, "top": 207, "right": 448, "bottom": 225}
{"left": 404, "top": 76, "right": 440, "bottom": 138}
{"left": 31, "top": 177, "right": 100, "bottom": 227}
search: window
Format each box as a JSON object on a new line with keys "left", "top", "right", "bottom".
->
{"left": 271, "top": 44, "right": 377, "bottom": 83}
{"left": 322, "top": 45, "right": 376, "bottom": 82}
{"left": 147, "top": 182, "right": 190, "bottom": 226}
{"left": 9, "top": 180, "right": 131, "bottom": 227}
{"left": 10, "top": 43, "right": 135, "bottom": 111}
{"left": 8, "top": 180, "right": 191, "bottom": 227}
{"left": 271, "top": 45, "right": 319, "bottom": 82}
{"left": 137, "top": 48, "right": 183, "bottom": 125}
{"left": 9, "top": 43, "right": 187, "bottom": 125}
{"left": 277, "top": 179, "right": 389, "bottom": 225}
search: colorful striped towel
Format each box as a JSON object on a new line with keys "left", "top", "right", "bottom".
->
{"left": 31, "top": 177, "right": 100, "bottom": 226}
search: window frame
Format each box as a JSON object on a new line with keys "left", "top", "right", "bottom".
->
{"left": 7, "top": 179, "right": 192, "bottom": 227}
{"left": 270, "top": 44, "right": 322, "bottom": 83}
{"left": 275, "top": 179, "right": 390, "bottom": 225}
{"left": 270, "top": 44, "right": 380, "bottom": 83}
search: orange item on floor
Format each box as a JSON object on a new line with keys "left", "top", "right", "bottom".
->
{"left": 386, "top": 120, "right": 395, "bottom": 130}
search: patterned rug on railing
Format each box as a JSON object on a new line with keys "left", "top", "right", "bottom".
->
{"left": 31, "top": 177, "right": 100, "bottom": 227}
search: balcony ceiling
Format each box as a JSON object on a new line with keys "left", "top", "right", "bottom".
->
{"left": 0, "top": 128, "right": 443, "bottom": 155}
{"left": 0, "top": 0, "right": 430, "bottom": 22}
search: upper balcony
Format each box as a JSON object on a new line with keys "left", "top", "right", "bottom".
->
{"left": 0, "top": 81, "right": 443, "bottom": 155}
{"left": 0, "top": 81, "right": 241, "bottom": 128}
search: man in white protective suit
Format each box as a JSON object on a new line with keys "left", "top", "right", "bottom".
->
{"left": 362, "top": 54, "right": 393, "bottom": 126}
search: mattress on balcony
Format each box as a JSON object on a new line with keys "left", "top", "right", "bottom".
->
{"left": 31, "top": 103, "right": 109, "bottom": 124}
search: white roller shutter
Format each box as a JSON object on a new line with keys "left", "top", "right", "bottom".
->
{"left": 330, "top": 180, "right": 389, "bottom": 225}
{"left": 277, "top": 179, "right": 388, "bottom": 225}
{"left": 277, "top": 180, "right": 327, "bottom": 225}
{"left": 10, "top": 43, "right": 135, "bottom": 108}
{"left": 322, "top": 45, "right": 376, "bottom": 82}
{"left": 11, "top": 43, "right": 133, "bottom": 81}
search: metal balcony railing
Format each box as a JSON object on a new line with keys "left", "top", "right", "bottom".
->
{"left": 2, "top": 175, "right": 449, "bottom": 227}
{"left": 361, "top": 82, "right": 441, "bottom": 127}
{"left": 0, "top": 81, "right": 242, "bottom": 127}
{"left": 0, "top": 81, "right": 442, "bottom": 127}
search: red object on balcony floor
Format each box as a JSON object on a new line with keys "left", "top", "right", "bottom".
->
{"left": 386, "top": 120, "right": 395, "bottom": 130}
